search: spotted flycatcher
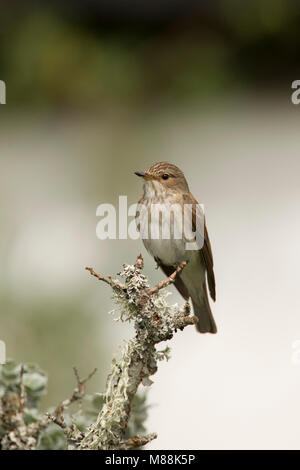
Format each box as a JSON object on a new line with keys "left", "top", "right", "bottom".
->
{"left": 135, "top": 162, "right": 216, "bottom": 333}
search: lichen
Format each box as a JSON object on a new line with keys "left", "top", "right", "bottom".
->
{"left": 79, "top": 256, "right": 194, "bottom": 450}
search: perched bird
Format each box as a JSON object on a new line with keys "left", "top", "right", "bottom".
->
{"left": 135, "top": 162, "right": 217, "bottom": 333}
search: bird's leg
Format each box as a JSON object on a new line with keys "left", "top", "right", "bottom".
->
{"left": 174, "top": 259, "right": 189, "bottom": 269}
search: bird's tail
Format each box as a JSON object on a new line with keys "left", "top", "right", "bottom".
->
{"left": 191, "top": 282, "right": 217, "bottom": 334}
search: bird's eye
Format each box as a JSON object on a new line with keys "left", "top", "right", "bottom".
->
{"left": 162, "top": 174, "right": 169, "bottom": 180}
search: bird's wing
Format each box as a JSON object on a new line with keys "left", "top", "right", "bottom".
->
{"left": 182, "top": 193, "right": 216, "bottom": 302}
{"left": 201, "top": 222, "right": 216, "bottom": 301}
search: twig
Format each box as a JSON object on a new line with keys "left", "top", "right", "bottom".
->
{"left": 46, "top": 412, "right": 67, "bottom": 431}
{"left": 147, "top": 261, "right": 187, "bottom": 296}
{"left": 134, "top": 253, "right": 144, "bottom": 270}
{"left": 85, "top": 267, "right": 113, "bottom": 286}
{"left": 121, "top": 432, "right": 157, "bottom": 449}
{"left": 85, "top": 267, "right": 124, "bottom": 291}
{"left": 42, "top": 367, "right": 97, "bottom": 449}
{"left": 19, "top": 365, "right": 26, "bottom": 411}
{"left": 55, "top": 366, "right": 97, "bottom": 415}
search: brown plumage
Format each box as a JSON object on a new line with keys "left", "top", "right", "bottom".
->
{"left": 135, "top": 162, "right": 217, "bottom": 334}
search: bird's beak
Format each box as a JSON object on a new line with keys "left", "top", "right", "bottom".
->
{"left": 135, "top": 171, "right": 153, "bottom": 181}
{"left": 134, "top": 171, "right": 146, "bottom": 178}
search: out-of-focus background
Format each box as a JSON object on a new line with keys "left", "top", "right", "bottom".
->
{"left": 1, "top": 0, "right": 300, "bottom": 449}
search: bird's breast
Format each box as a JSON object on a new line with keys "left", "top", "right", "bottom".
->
{"left": 136, "top": 194, "right": 193, "bottom": 266}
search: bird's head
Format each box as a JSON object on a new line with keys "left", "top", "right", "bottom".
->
{"left": 135, "top": 162, "right": 189, "bottom": 194}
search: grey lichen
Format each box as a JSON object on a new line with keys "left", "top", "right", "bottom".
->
{"left": 0, "top": 255, "right": 194, "bottom": 450}
{"left": 80, "top": 254, "right": 195, "bottom": 450}
{"left": 0, "top": 361, "right": 49, "bottom": 450}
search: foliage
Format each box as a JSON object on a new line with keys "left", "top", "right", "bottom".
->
{"left": 0, "top": 359, "right": 150, "bottom": 450}
{"left": 1, "top": 0, "right": 298, "bottom": 110}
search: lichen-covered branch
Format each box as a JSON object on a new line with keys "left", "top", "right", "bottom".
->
{"left": 80, "top": 254, "right": 194, "bottom": 450}
{"left": 0, "top": 254, "right": 194, "bottom": 450}
{"left": 55, "top": 366, "right": 97, "bottom": 416}
{"left": 147, "top": 261, "right": 187, "bottom": 296}
{"left": 0, "top": 364, "right": 96, "bottom": 450}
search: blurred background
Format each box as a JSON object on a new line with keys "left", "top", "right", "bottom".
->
{"left": 1, "top": 0, "right": 300, "bottom": 449}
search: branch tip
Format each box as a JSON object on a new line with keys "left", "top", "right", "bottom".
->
{"left": 147, "top": 261, "right": 187, "bottom": 296}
